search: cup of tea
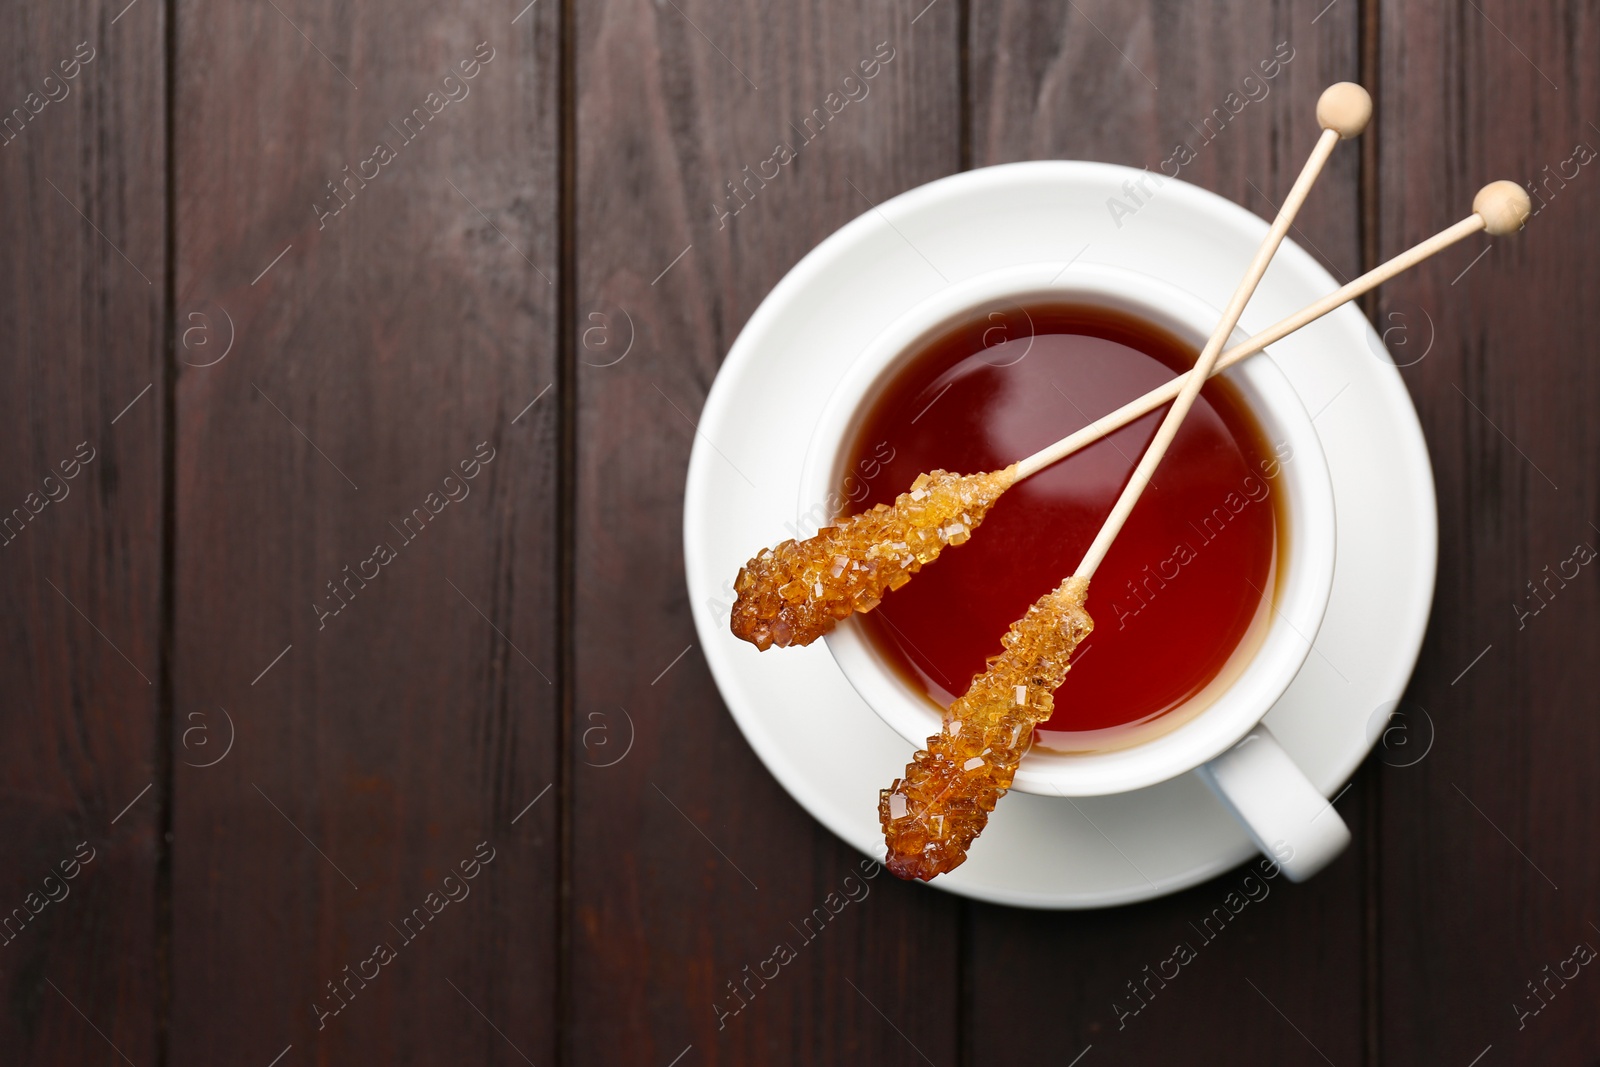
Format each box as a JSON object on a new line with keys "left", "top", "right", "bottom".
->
{"left": 797, "top": 262, "right": 1347, "bottom": 882}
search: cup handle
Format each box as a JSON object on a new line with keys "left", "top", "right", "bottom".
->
{"left": 1195, "top": 725, "right": 1350, "bottom": 883}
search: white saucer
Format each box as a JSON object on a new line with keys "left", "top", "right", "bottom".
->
{"left": 683, "top": 161, "right": 1437, "bottom": 909}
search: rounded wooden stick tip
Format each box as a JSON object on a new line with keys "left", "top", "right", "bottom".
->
{"left": 1474, "top": 180, "right": 1533, "bottom": 235}
{"left": 1316, "top": 82, "right": 1372, "bottom": 139}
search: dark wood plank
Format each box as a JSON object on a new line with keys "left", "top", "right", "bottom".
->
{"left": 0, "top": 0, "right": 166, "bottom": 1062}
{"left": 569, "top": 2, "right": 964, "bottom": 1063}
{"left": 964, "top": 3, "right": 1368, "bottom": 1063}
{"left": 168, "top": 1, "right": 562, "bottom": 1063}
{"left": 1375, "top": 2, "right": 1600, "bottom": 1061}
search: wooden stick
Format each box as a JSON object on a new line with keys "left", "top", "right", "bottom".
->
{"left": 1014, "top": 180, "right": 1532, "bottom": 481}
{"left": 1072, "top": 83, "right": 1372, "bottom": 579}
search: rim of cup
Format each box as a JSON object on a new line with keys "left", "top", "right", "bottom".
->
{"left": 798, "top": 261, "right": 1338, "bottom": 796}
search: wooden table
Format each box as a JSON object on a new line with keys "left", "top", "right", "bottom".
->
{"left": 3, "top": 0, "right": 1596, "bottom": 1062}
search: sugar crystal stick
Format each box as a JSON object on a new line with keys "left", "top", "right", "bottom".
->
{"left": 730, "top": 467, "right": 1016, "bottom": 650}
{"left": 879, "top": 576, "right": 1092, "bottom": 880}
{"left": 880, "top": 83, "right": 1386, "bottom": 880}
{"left": 730, "top": 174, "right": 1531, "bottom": 653}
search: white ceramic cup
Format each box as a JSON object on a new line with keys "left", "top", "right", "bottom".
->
{"left": 797, "top": 262, "right": 1349, "bottom": 882}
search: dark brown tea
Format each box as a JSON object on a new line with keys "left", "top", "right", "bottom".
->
{"left": 841, "top": 303, "right": 1286, "bottom": 752}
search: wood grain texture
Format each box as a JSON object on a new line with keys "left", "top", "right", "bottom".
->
{"left": 1375, "top": 0, "right": 1600, "bottom": 1061}
{"left": 0, "top": 0, "right": 166, "bottom": 1062}
{"left": 568, "top": 1, "right": 965, "bottom": 1063}
{"left": 168, "top": 0, "right": 561, "bottom": 1063}
{"left": 964, "top": 2, "right": 1368, "bottom": 1063}
{"left": 2, "top": 0, "right": 1599, "bottom": 1063}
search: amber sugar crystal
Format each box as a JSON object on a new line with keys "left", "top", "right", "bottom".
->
{"left": 879, "top": 575, "right": 1094, "bottom": 881}
{"left": 729, "top": 466, "right": 1018, "bottom": 650}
